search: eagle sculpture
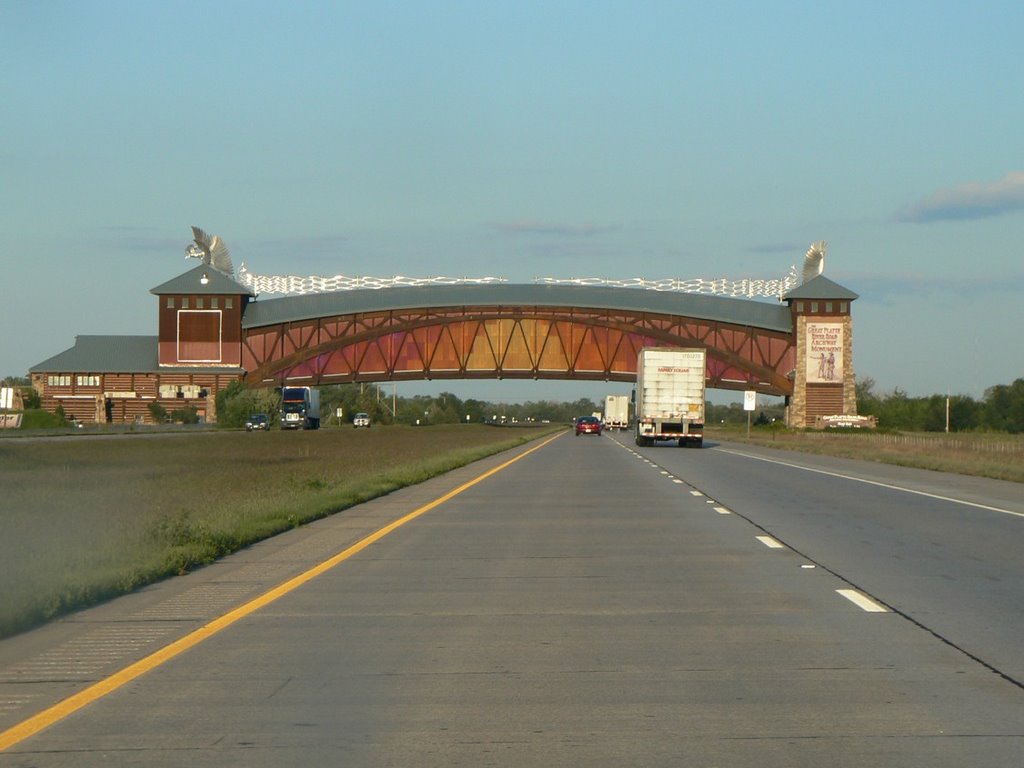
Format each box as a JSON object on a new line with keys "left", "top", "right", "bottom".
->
{"left": 802, "top": 241, "right": 826, "bottom": 283}
{"left": 185, "top": 226, "right": 234, "bottom": 277}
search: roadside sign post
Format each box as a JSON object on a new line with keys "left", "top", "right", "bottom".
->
{"left": 743, "top": 390, "right": 756, "bottom": 438}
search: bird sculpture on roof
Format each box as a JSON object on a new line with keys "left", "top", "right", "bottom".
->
{"left": 802, "top": 241, "right": 826, "bottom": 283}
{"left": 185, "top": 226, "right": 234, "bottom": 277}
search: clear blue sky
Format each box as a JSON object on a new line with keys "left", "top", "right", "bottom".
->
{"left": 3, "top": 1, "right": 1022, "bottom": 404}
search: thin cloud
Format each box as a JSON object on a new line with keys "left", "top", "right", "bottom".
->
{"left": 488, "top": 219, "right": 618, "bottom": 237}
{"left": 250, "top": 235, "right": 350, "bottom": 258}
{"left": 848, "top": 271, "right": 1021, "bottom": 306}
{"left": 898, "top": 171, "right": 1024, "bottom": 222}
{"left": 96, "top": 230, "right": 183, "bottom": 254}
{"left": 746, "top": 242, "right": 809, "bottom": 255}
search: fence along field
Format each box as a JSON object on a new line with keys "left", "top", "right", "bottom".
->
{"left": 0, "top": 424, "right": 559, "bottom": 639}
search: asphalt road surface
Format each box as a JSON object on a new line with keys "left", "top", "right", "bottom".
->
{"left": 1, "top": 430, "right": 1022, "bottom": 766}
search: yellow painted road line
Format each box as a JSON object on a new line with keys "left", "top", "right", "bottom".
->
{"left": 0, "top": 431, "right": 564, "bottom": 752}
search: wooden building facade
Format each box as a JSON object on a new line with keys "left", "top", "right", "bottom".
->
{"left": 30, "top": 266, "right": 252, "bottom": 425}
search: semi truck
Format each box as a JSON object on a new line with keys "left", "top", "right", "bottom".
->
{"left": 634, "top": 347, "right": 706, "bottom": 447}
{"left": 280, "top": 386, "right": 321, "bottom": 430}
{"left": 603, "top": 394, "right": 630, "bottom": 430}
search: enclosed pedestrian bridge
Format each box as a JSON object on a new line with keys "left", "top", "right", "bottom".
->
{"left": 240, "top": 283, "right": 799, "bottom": 397}
{"left": 30, "top": 233, "right": 860, "bottom": 428}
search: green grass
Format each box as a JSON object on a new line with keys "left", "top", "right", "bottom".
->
{"left": 14, "top": 409, "right": 65, "bottom": 429}
{"left": 0, "top": 424, "right": 562, "bottom": 638}
{"left": 708, "top": 425, "right": 1024, "bottom": 483}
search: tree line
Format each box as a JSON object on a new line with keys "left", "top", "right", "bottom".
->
{"left": 854, "top": 377, "right": 1024, "bottom": 433}
{"left": 705, "top": 378, "right": 1024, "bottom": 433}
{"left": 215, "top": 380, "right": 601, "bottom": 429}
{"left": 5, "top": 375, "right": 1024, "bottom": 433}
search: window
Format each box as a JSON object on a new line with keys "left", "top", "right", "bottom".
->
{"left": 839, "top": 302, "right": 848, "bottom": 313}
{"left": 825, "top": 302, "right": 833, "bottom": 313}
{"left": 210, "top": 297, "right": 219, "bottom": 309}
{"left": 811, "top": 302, "right": 819, "bottom": 313}
{"left": 166, "top": 297, "right": 175, "bottom": 309}
{"left": 177, "top": 310, "right": 222, "bottom": 362}
{"left": 76, "top": 375, "right": 100, "bottom": 387}
{"left": 47, "top": 375, "right": 71, "bottom": 387}
{"left": 225, "top": 297, "right": 233, "bottom": 310}
{"left": 796, "top": 301, "right": 804, "bottom": 312}
{"left": 196, "top": 298, "right": 204, "bottom": 309}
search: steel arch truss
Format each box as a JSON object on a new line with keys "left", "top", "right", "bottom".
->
{"left": 242, "top": 305, "right": 796, "bottom": 395}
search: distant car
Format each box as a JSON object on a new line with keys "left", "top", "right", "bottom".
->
{"left": 245, "top": 413, "right": 269, "bottom": 431}
{"left": 353, "top": 412, "right": 371, "bottom": 428}
{"left": 575, "top": 415, "right": 602, "bottom": 436}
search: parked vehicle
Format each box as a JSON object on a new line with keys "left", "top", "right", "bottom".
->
{"left": 245, "top": 413, "right": 269, "bottom": 431}
{"left": 280, "top": 386, "right": 321, "bottom": 430}
{"left": 353, "top": 412, "right": 371, "bottom": 428}
{"left": 575, "top": 415, "right": 603, "bottom": 436}
{"left": 634, "top": 347, "right": 706, "bottom": 447}
{"left": 603, "top": 394, "right": 630, "bottom": 430}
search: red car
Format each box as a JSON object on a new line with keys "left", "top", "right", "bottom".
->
{"left": 575, "top": 416, "right": 602, "bottom": 436}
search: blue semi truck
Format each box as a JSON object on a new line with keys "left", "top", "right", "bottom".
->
{"left": 280, "top": 386, "right": 321, "bottom": 430}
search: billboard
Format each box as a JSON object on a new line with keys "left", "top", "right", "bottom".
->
{"left": 805, "top": 322, "right": 844, "bottom": 383}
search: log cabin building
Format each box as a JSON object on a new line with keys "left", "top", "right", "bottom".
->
{"left": 30, "top": 266, "right": 251, "bottom": 424}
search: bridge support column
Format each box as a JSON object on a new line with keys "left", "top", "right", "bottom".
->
{"left": 784, "top": 276, "right": 860, "bottom": 429}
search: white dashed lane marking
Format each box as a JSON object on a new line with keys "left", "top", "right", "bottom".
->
{"left": 616, "top": 437, "right": 895, "bottom": 620}
{"left": 836, "top": 589, "right": 889, "bottom": 613}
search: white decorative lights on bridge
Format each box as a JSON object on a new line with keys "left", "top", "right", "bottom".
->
{"left": 532, "top": 269, "right": 800, "bottom": 299}
{"left": 236, "top": 268, "right": 508, "bottom": 295}
{"left": 236, "top": 264, "right": 802, "bottom": 300}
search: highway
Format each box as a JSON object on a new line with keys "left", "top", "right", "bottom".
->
{"left": 1, "top": 430, "right": 1022, "bottom": 766}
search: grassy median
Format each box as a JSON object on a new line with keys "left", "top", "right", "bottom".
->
{"left": 0, "top": 424, "right": 562, "bottom": 639}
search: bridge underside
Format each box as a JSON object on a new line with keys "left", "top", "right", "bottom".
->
{"left": 242, "top": 304, "right": 796, "bottom": 396}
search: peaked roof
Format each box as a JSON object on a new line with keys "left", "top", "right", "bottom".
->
{"left": 782, "top": 274, "right": 859, "bottom": 301}
{"left": 31, "top": 336, "right": 160, "bottom": 372}
{"left": 150, "top": 264, "right": 254, "bottom": 296}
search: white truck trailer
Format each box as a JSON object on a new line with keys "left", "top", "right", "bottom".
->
{"left": 634, "top": 347, "right": 706, "bottom": 447}
{"left": 603, "top": 394, "right": 630, "bottom": 430}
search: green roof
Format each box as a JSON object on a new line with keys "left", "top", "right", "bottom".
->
{"left": 30, "top": 336, "right": 243, "bottom": 374}
{"left": 150, "top": 265, "right": 254, "bottom": 296}
{"left": 243, "top": 284, "right": 794, "bottom": 334}
{"left": 782, "top": 275, "right": 859, "bottom": 301}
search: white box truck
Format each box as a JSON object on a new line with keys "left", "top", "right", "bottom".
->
{"left": 603, "top": 394, "right": 630, "bottom": 430}
{"left": 634, "top": 347, "right": 706, "bottom": 447}
{"left": 280, "top": 386, "right": 321, "bottom": 430}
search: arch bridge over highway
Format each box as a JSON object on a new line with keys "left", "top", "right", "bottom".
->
{"left": 32, "top": 264, "right": 857, "bottom": 428}
{"left": 240, "top": 284, "right": 799, "bottom": 397}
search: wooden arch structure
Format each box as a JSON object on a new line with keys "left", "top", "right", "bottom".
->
{"left": 239, "top": 285, "right": 798, "bottom": 397}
